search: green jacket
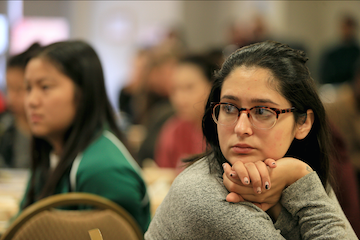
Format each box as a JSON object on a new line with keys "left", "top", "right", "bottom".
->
{"left": 20, "top": 130, "right": 151, "bottom": 233}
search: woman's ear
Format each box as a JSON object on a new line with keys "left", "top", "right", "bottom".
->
{"left": 295, "top": 109, "right": 314, "bottom": 140}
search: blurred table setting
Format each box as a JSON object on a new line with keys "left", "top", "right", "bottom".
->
{"left": 141, "top": 159, "right": 177, "bottom": 216}
{"left": 0, "top": 168, "right": 29, "bottom": 234}
{"left": 0, "top": 160, "right": 176, "bottom": 234}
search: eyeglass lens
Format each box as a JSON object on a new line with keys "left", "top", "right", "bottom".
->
{"left": 213, "top": 104, "right": 276, "bottom": 129}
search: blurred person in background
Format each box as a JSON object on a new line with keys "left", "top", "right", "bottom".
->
{"left": 328, "top": 123, "right": 360, "bottom": 236}
{"left": 126, "top": 26, "right": 186, "bottom": 127}
{"left": 117, "top": 27, "right": 187, "bottom": 167}
{"left": 0, "top": 43, "right": 42, "bottom": 168}
{"left": 224, "top": 15, "right": 307, "bottom": 61}
{"left": 134, "top": 49, "right": 179, "bottom": 166}
{"left": 248, "top": 15, "right": 270, "bottom": 45}
{"left": 0, "top": 92, "right": 6, "bottom": 116}
{"left": 154, "top": 25, "right": 187, "bottom": 60}
{"left": 224, "top": 15, "right": 270, "bottom": 56}
{"left": 18, "top": 40, "right": 150, "bottom": 233}
{"left": 118, "top": 48, "right": 151, "bottom": 129}
{"left": 132, "top": 51, "right": 177, "bottom": 127}
{"left": 325, "top": 57, "right": 360, "bottom": 233}
{"left": 154, "top": 54, "right": 219, "bottom": 172}
{"left": 205, "top": 48, "right": 225, "bottom": 69}
{"left": 319, "top": 14, "right": 360, "bottom": 85}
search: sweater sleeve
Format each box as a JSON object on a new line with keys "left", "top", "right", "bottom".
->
{"left": 146, "top": 160, "right": 288, "bottom": 240}
{"left": 274, "top": 171, "right": 357, "bottom": 240}
{"left": 146, "top": 160, "right": 357, "bottom": 240}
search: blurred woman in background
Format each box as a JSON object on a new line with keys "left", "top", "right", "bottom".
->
{"left": 19, "top": 40, "right": 151, "bottom": 233}
{"left": 0, "top": 43, "right": 41, "bottom": 168}
{"left": 154, "top": 55, "right": 218, "bottom": 172}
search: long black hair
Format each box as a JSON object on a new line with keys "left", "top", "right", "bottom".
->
{"left": 189, "top": 40, "right": 334, "bottom": 189}
{"left": 7, "top": 43, "right": 42, "bottom": 70}
{"left": 23, "top": 40, "right": 126, "bottom": 207}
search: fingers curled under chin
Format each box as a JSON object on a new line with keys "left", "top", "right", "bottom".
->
{"left": 264, "top": 158, "right": 277, "bottom": 168}
{"left": 232, "top": 161, "right": 251, "bottom": 185}
{"left": 254, "top": 161, "right": 271, "bottom": 191}
{"left": 226, "top": 192, "right": 244, "bottom": 203}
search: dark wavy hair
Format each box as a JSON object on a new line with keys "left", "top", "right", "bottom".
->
{"left": 23, "top": 40, "right": 126, "bottom": 208}
{"left": 188, "top": 40, "right": 334, "bottom": 189}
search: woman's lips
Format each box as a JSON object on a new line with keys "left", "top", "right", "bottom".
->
{"left": 30, "top": 114, "right": 43, "bottom": 123}
{"left": 231, "top": 144, "right": 254, "bottom": 154}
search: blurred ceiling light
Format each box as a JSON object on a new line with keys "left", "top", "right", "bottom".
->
{"left": 0, "top": 15, "right": 8, "bottom": 55}
{"left": 9, "top": 17, "right": 69, "bottom": 55}
{"left": 7, "top": 0, "right": 23, "bottom": 27}
{"left": 101, "top": 12, "right": 133, "bottom": 44}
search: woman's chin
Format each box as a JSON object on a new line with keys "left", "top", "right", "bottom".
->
{"left": 30, "top": 129, "right": 47, "bottom": 138}
{"left": 227, "top": 155, "right": 263, "bottom": 165}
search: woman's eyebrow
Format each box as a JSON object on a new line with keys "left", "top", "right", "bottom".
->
{"left": 25, "top": 77, "right": 46, "bottom": 83}
{"left": 220, "top": 95, "right": 239, "bottom": 101}
{"left": 25, "top": 78, "right": 56, "bottom": 87}
{"left": 220, "top": 95, "right": 279, "bottom": 106}
{"left": 251, "top": 98, "right": 279, "bottom": 106}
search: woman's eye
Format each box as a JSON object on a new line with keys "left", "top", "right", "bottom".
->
{"left": 41, "top": 85, "right": 50, "bottom": 90}
{"left": 254, "top": 108, "right": 273, "bottom": 117}
{"left": 222, "top": 104, "right": 237, "bottom": 114}
{"left": 256, "top": 108, "right": 265, "bottom": 115}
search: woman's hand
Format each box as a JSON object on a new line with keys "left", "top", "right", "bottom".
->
{"left": 223, "top": 159, "right": 280, "bottom": 211}
{"left": 223, "top": 157, "right": 313, "bottom": 212}
{"left": 223, "top": 159, "right": 276, "bottom": 194}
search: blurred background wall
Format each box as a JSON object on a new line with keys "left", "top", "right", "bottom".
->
{"left": 1, "top": 1, "right": 360, "bottom": 109}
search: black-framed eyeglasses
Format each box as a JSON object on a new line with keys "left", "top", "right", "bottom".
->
{"left": 211, "top": 102, "right": 296, "bottom": 129}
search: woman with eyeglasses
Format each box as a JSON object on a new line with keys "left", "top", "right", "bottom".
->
{"left": 145, "top": 41, "right": 357, "bottom": 239}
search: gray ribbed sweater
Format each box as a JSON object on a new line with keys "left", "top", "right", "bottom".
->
{"left": 145, "top": 157, "right": 357, "bottom": 239}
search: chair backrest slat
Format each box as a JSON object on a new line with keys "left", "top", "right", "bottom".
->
{"left": 89, "top": 229, "right": 103, "bottom": 240}
{"left": 0, "top": 193, "right": 143, "bottom": 240}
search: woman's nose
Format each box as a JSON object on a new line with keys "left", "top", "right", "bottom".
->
{"left": 26, "top": 88, "right": 40, "bottom": 108}
{"left": 234, "top": 112, "right": 253, "bottom": 136}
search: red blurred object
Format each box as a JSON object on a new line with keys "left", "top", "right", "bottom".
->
{"left": 0, "top": 91, "right": 7, "bottom": 113}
